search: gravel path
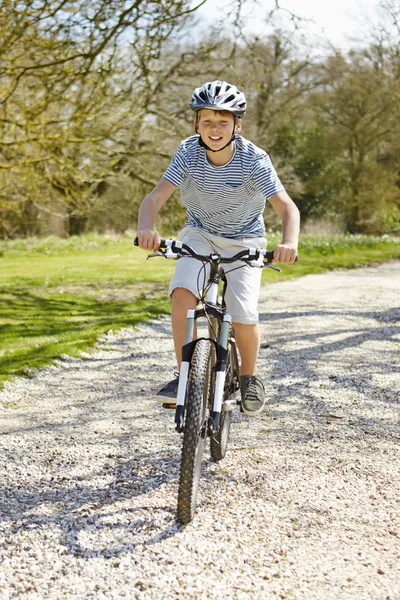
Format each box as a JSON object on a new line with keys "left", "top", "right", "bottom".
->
{"left": 1, "top": 262, "right": 399, "bottom": 600}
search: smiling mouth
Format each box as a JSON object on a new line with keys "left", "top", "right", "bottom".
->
{"left": 209, "top": 136, "right": 223, "bottom": 142}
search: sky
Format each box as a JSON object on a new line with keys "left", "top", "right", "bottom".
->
{"left": 195, "top": 0, "right": 382, "bottom": 49}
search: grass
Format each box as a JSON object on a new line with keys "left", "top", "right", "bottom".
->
{"left": 0, "top": 290, "right": 170, "bottom": 381}
{"left": 0, "top": 232, "right": 399, "bottom": 388}
{"left": 262, "top": 233, "right": 400, "bottom": 282}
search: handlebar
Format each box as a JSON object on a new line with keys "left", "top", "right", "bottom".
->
{"left": 133, "top": 237, "right": 297, "bottom": 268}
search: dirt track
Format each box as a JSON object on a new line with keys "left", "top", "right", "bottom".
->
{"left": 0, "top": 262, "right": 399, "bottom": 599}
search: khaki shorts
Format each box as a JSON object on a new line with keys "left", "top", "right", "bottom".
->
{"left": 168, "top": 227, "right": 266, "bottom": 325}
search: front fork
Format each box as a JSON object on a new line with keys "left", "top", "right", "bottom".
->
{"left": 174, "top": 310, "right": 231, "bottom": 433}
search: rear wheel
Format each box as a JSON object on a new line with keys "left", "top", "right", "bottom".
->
{"left": 210, "top": 333, "right": 239, "bottom": 462}
{"left": 177, "top": 339, "right": 212, "bottom": 524}
{"left": 210, "top": 409, "right": 232, "bottom": 462}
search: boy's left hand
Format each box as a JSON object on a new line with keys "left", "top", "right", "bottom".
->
{"left": 273, "top": 243, "right": 298, "bottom": 264}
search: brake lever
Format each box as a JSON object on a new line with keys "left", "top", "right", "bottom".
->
{"left": 146, "top": 251, "right": 166, "bottom": 259}
{"left": 264, "top": 263, "right": 281, "bottom": 272}
{"left": 147, "top": 249, "right": 183, "bottom": 260}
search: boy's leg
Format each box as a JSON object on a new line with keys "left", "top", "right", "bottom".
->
{"left": 232, "top": 322, "right": 259, "bottom": 375}
{"left": 169, "top": 228, "right": 214, "bottom": 367}
{"left": 232, "top": 321, "right": 265, "bottom": 416}
{"left": 172, "top": 287, "right": 198, "bottom": 368}
{"left": 157, "top": 288, "right": 197, "bottom": 406}
{"left": 219, "top": 235, "right": 266, "bottom": 416}
{"left": 158, "top": 228, "right": 213, "bottom": 403}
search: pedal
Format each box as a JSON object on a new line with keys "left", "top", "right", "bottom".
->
{"left": 223, "top": 399, "right": 236, "bottom": 411}
{"left": 175, "top": 405, "right": 185, "bottom": 433}
{"left": 207, "top": 416, "right": 215, "bottom": 436}
{"left": 162, "top": 401, "right": 177, "bottom": 409}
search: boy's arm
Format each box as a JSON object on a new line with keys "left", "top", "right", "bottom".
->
{"left": 268, "top": 190, "right": 300, "bottom": 264}
{"left": 137, "top": 178, "right": 177, "bottom": 251}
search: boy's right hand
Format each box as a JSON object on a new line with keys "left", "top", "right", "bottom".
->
{"left": 136, "top": 229, "right": 161, "bottom": 251}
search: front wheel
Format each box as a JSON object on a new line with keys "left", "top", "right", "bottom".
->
{"left": 177, "top": 339, "right": 212, "bottom": 524}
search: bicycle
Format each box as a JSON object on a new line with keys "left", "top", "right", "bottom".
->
{"left": 135, "top": 237, "right": 281, "bottom": 523}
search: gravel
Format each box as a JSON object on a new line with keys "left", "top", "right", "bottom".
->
{"left": 0, "top": 261, "right": 399, "bottom": 600}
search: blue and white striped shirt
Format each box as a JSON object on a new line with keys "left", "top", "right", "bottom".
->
{"left": 163, "top": 135, "right": 284, "bottom": 238}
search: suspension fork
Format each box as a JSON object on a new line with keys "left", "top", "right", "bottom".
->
{"left": 175, "top": 266, "right": 225, "bottom": 433}
{"left": 176, "top": 272, "right": 220, "bottom": 410}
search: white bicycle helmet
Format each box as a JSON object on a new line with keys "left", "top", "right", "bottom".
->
{"left": 190, "top": 80, "right": 247, "bottom": 119}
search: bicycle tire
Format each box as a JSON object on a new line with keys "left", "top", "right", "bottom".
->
{"left": 210, "top": 408, "right": 232, "bottom": 462}
{"left": 177, "top": 338, "right": 212, "bottom": 524}
{"left": 210, "top": 333, "right": 239, "bottom": 462}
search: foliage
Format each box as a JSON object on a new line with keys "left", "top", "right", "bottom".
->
{"left": 0, "top": 1, "right": 400, "bottom": 236}
{"left": 0, "top": 0, "right": 210, "bottom": 236}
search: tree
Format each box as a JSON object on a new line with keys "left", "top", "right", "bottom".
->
{"left": 311, "top": 45, "right": 400, "bottom": 232}
{"left": 0, "top": 0, "right": 209, "bottom": 235}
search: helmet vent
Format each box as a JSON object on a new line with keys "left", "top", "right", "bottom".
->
{"left": 189, "top": 80, "right": 247, "bottom": 118}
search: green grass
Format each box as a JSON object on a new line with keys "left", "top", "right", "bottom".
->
{"left": 262, "top": 233, "right": 400, "bottom": 282}
{"left": 0, "top": 290, "right": 170, "bottom": 381}
{"left": 0, "top": 232, "right": 399, "bottom": 388}
{"left": 0, "top": 234, "right": 176, "bottom": 287}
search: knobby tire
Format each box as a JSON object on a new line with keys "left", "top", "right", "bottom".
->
{"left": 177, "top": 339, "right": 212, "bottom": 524}
{"left": 210, "top": 410, "right": 232, "bottom": 462}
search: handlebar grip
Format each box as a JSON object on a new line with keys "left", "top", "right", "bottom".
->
{"left": 264, "top": 251, "right": 299, "bottom": 263}
{"left": 134, "top": 237, "right": 167, "bottom": 249}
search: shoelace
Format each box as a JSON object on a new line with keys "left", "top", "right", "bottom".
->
{"left": 170, "top": 371, "right": 179, "bottom": 387}
{"left": 245, "top": 376, "right": 264, "bottom": 399}
{"left": 165, "top": 372, "right": 179, "bottom": 392}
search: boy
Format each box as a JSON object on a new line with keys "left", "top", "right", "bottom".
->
{"left": 136, "top": 80, "right": 299, "bottom": 416}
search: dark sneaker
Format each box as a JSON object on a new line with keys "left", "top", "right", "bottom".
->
{"left": 156, "top": 373, "right": 179, "bottom": 409}
{"left": 240, "top": 374, "right": 265, "bottom": 416}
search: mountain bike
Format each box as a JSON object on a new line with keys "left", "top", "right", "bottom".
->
{"left": 134, "top": 237, "right": 280, "bottom": 523}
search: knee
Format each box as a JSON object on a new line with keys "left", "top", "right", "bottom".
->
{"left": 232, "top": 322, "right": 259, "bottom": 336}
{"left": 172, "top": 287, "right": 197, "bottom": 309}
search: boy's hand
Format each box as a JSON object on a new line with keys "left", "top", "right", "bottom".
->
{"left": 273, "top": 243, "right": 298, "bottom": 264}
{"left": 136, "top": 229, "right": 161, "bottom": 251}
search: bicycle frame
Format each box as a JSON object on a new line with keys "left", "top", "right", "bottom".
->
{"left": 133, "top": 237, "right": 281, "bottom": 433}
{"left": 134, "top": 235, "right": 294, "bottom": 523}
{"left": 175, "top": 261, "right": 236, "bottom": 434}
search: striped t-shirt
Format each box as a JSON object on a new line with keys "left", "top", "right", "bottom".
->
{"left": 163, "top": 135, "right": 284, "bottom": 238}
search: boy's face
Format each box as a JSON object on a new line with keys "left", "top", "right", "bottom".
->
{"left": 195, "top": 109, "right": 242, "bottom": 151}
